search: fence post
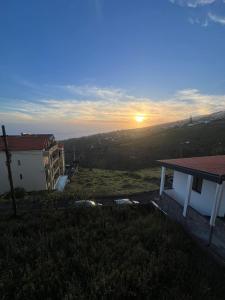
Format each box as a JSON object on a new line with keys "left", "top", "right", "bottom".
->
{"left": 1, "top": 125, "right": 17, "bottom": 216}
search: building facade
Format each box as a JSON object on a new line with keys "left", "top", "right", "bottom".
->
{"left": 0, "top": 134, "right": 65, "bottom": 194}
{"left": 158, "top": 155, "right": 225, "bottom": 230}
{"left": 169, "top": 170, "right": 225, "bottom": 217}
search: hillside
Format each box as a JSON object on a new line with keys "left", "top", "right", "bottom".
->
{"left": 62, "top": 111, "right": 225, "bottom": 170}
{"left": 1, "top": 207, "right": 225, "bottom": 299}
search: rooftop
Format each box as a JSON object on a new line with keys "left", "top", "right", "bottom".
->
{"left": 158, "top": 155, "right": 225, "bottom": 183}
{"left": 0, "top": 134, "right": 55, "bottom": 151}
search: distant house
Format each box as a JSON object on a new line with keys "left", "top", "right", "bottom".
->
{"left": 0, "top": 134, "right": 65, "bottom": 194}
{"left": 158, "top": 155, "right": 225, "bottom": 229}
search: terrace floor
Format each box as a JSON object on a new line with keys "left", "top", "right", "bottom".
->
{"left": 153, "top": 190, "right": 225, "bottom": 264}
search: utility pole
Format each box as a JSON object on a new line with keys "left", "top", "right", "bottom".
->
{"left": 73, "top": 145, "right": 76, "bottom": 163}
{"left": 1, "top": 125, "right": 17, "bottom": 216}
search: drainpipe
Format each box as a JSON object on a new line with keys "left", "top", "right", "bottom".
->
{"left": 160, "top": 166, "right": 166, "bottom": 196}
{"left": 183, "top": 175, "right": 193, "bottom": 217}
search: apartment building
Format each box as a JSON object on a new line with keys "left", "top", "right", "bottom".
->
{"left": 0, "top": 134, "right": 65, "bottom": 194}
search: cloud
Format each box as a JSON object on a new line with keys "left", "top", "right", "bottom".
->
{"left": 0, "top": 111, "right": 34, "bottom": 122}
{"left": 174, "top": 89, "right": 225, "bottom": 113}
{"left": 64, "top": 85, "right": 126, "bottom": 101}
{"left": 170, "top": 0, "right": 225, "bottom": 27}
{"left": 170, "top": 0, "right": 216, "bottom": 8}
{"left": 188, "top": 12, "right": 225, "bottom": 27}
{"left": 2, "top": 86, "right": 225, "bottom": 138}
{"left": 208, "top": 12, "right": 225, "bottom": 24}
{"left": 1, "top": 86, "right": 225, "bottom": 131}
{"left": 188, "top": 16, "right": 209, "bottom": 26}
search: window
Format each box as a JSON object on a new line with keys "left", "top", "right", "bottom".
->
{"left": 18, "top": 160, "right": 21, "bottom": 166}
{"left": 192, "top": 176, "right": 203, "bottom": 194}
{"left": 20, "top": 174, "right": 23, "bottom": 180}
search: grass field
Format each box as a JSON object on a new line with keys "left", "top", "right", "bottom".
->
{"left": 65, "top": 167, "right": 162, "bottom": 198}
{"left": 1, "top": 206, "right": 225, "bottom": 299}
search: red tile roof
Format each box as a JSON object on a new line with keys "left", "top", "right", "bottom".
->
{"left": 158, "top": 155, "right": 225, "bottom": 183}
{"left": 0, "top": 134, "right": 54, "bottom": 151}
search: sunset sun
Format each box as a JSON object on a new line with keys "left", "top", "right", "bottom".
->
{"left": 135, "top": 115, "right": 145, "bottom": 123}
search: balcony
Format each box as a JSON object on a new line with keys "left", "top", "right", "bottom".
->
{"left": 43, "top": 143, "right": 58, "bottom": 156}
{"left": 52, "top": 155, "right": 59, "bottom": 166}
{"left": 53, "top": 165, "right": 60, "bottom": 177}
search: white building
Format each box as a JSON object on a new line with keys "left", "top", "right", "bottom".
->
{"left": 0, "top": 134, "right": 65, "bottom": 194}
{"left": 158, "top": 155, "right": 225, "bottom": 230}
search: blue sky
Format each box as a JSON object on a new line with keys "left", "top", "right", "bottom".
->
{"left": 1, "top": 0, "right": 225, "bottom": 138}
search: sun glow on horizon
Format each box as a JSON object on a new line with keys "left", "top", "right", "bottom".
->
{"left": 135, "top": 115, "right": 145, "bottom": 123}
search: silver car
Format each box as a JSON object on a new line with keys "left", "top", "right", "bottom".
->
{"left": 114, "top": 198, "right": 140, "bottom": 205}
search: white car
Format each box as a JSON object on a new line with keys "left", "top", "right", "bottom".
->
{"left": 74, "top": 200, "right": 102, "bottom": 207}
{"left": 114, "top": 198, "right": 140, "bottom": 205}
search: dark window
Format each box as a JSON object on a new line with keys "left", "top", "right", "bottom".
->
{"left": 20, "top": 174, "right": 23, "bottom": 180}
{"left": 18, "top": 160, "right": 21, "bottom": 166}
{"left": 192, "top": 176, "right": 203, "bottom": 193}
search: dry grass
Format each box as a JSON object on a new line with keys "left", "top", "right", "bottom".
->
{"left": 65, "top": 167, "right": 161, "bottom": 198}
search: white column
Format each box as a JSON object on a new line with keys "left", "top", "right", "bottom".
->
{"left": 183, "top": 174, "right": 193, "bottom": 217}
{"left": 160, "top": 166, "right": 166, "bottom": 196}
{"left": 210, "top": 183, "right": 223, "bottom": 226}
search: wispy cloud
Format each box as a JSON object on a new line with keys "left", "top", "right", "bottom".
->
{"left": 208, "top": 12, "right": 225, "bottom": 24}
{"left": 188, "top": 16, "right": 209, "bottom": 26}
{"left": 64, "top": 85, "right": 126, "bottom": 101}
{"left": 170, "top": 0, "right": 216, "bottom": 8}
{"left": 170, "top": 0, "right": 225, "bottom": 27}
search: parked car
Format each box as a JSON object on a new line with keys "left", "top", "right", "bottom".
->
{"left": 114, "top": 198, "right": 140, "bottom": 206}
{"left": 74, "top": 200, "right": 102, "bottom": 207}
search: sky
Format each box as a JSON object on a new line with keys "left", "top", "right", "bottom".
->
{"left": 1, "top": 0, "right": 225, "bottom": 139}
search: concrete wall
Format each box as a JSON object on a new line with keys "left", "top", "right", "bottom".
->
{"left": 171, "top": 171, "right": 225, "bottom": 217}
{"left": 172, "top": 171, "right": 188, "bottom": 205}
{"left": 0, "top": 150, "right": 47, "bottom": 194}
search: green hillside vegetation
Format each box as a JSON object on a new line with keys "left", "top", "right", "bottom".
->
{"left": 63, "top": 118, "right": 225, "bottom": 170}
{"left": 65, "top": 168, "right": 161, "bottom": 198}
{"left": 1, "top": 207, "right": 225, "bottom": 299}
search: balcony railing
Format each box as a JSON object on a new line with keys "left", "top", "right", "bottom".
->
{"left": 43, "top": 143, "right": 58, "bottom": 155}
{"left": 53, "top": 165, "right": 60, "bottom": 177}
{"left": 52, "top": 155, "right": 59, "bottom": 166}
